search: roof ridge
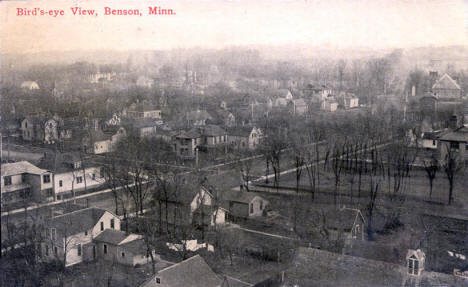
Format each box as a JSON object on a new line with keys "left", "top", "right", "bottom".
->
{"left": 157, "top": 255, "right": 202, "bottom": 273}
{"left": 51, "top": 206, "right": 100, "bottom": 219}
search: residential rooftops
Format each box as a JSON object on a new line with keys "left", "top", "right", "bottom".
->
{"left": 1, "top": 161, "right": 49, "bottom": 177}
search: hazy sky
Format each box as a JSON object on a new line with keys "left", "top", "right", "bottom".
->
{"left": 1, "top": 0, "right": 467, "bottom": 54}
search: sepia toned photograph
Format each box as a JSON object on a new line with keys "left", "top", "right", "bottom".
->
{"left": 1, "top": 0, "right": 468, "bottom": 286}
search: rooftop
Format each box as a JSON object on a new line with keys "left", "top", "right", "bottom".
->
{"left": 140, "top": 255, "right": 222, "bottom": 287}
{"left": 2, "top": 161, "right": 49, "bottom": 177}
{"left": 48, "top": 207, "right": 111, "bottom": 237}
{"left": 222, "top": 190, "right": 262, "bottom": 204}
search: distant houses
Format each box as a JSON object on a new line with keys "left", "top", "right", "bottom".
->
{"left": 20, "top": 81, "right": 40, "bottom": 90}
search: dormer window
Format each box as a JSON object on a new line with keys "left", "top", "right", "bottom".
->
{"left": 408, "top": 255, "right": 419, "bottom": 275}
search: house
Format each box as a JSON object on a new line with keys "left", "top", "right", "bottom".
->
{"left": 326, "top": 207, "right": 366, "bottom": 242}
{"left": 1, "top": 161, "right": 54, "bottom": 206}
{"left": 226, "top": 126, "right": 263, "bottom": 150}
{"left": 174, "top": 129, "right": 202, "bottom": 159}
{"left": 132, "top": 118, "right": 159, "bottom": 137}
{"left": 87, "top": 72, "right": 115, "bottom": 83}
{"left": 207, "top": 109, "right": 236, "bottom": 127}
{"left": 222, "top": 190, "right": 268, "bottom": 219}
{"left": 84, "top": 127, "right": 126, "bottom": 154}
{"left": 321, "top": 99, "right": 338, "bottom": 112}
{"left": 140, "top": 255, "right": 223, "bottom": 287}
{"left": 21, "top": 116, "right": 46, "bottom": 142}
{"left": 438, "top": 124, "right": 468, "bottom": 163}
{"left": 20, "top": 81, "right": 40, "bottom": 90}
{"left": 303, "top": 84, "right": 332, "bottom": 100}
{"left": 106, "top": 113, "right": 122, "bottom": 126}
{"left": 37, "top": 153, "right": 105, "bottom": 201}
{"left": 198, "top": 125, "right": 227, "bottom": 150}
{"left": 337, "top": 92, "right": 359, "bottom": 109}
{"left": 432, "top": 74, "right": 462, "bottom": 100}
{"left": 42, "top": 207, "right": 121, "bottom": 267}
{"left": 406, "top": 249, "right": 426, "bottom": 276}
{"left": 92, "top": 229, "right": 156, "bottom": 266}
{"left": 160, "top": 185, "right": 226, "bottom": 227}
{"left": 290, "top": 98, "right": 308, "bottom": 115}
{"left": 127, "top": 105, "right": 162, "bottom": 120}
{"left": 186, "top": 109, "right": 213, "bottom": 126}
{"left": 420, "top": 129, "right": 449, "bottom": 150}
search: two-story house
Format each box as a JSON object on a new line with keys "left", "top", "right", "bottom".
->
{"left": 21, "top": 116, "right": 46, "bottom": 142}
{"left": 37, "top": 153, "right": 105, "bottom": 201}
{"left": 174, "top": 129, "right": 202, "bottom": 159}
{"left": 1, "top": 161, "right": 54, "bottom": 206}
{"left": 42, "top": 207, "right": 121, "bottom": 267}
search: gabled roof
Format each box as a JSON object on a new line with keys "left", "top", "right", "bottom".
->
{"left": 326, "top": 207, "right": 365, "bottom": 230}
{"left": 94, "top": 229, "right": 128, "bottom": 245}
{"left": 222, "top": 190, "right": 262, "bottom": 204}
{"left": 200, "top": 125, "right": 226, "bottom": 137}
{"left": 177, "top": 129, "right": 202, "bottom": 139}
{"left": 132, "top": 118, "right": 158, "bottom": 129}
{"left": 438, "top": 125, "right": 468, "bottom": 142}
{"left": 1, "top": 161, "right": 49, "bottom": 177}
{"left": 140, "top": 255, "right": 222, "bottom": 287}
{"left": 226, "top": 126, "right": 254, "bottom": 137}
{"left": 432, "top": 74, "right": 461, "bottom": 90}
{"left": 47, "top": 207, "right": 111, "bottom": 236}
{"left": 37, "top": 152, "right": 86, "bottom": 173}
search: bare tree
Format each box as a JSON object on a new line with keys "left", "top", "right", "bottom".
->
{"left": 423, "top": 154, "right": 438, "bottom": 199}
{"left": 442, "top": 145, "right": 462, "bottom": 205}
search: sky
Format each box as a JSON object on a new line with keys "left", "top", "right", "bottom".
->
{"left": 0, "top": 0, "right": 467, "bottom": 54}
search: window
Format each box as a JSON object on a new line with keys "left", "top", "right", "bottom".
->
{"left": 77, "top": 244, "right": 82, "bottom": 256}
{"left": 59, "top": 180, "right": 63, "bottom": 187}
{"left": 85, "top": 231, "right": 88, "bottom": 236}
{"left": 121, "top": 252, "right": 125, "bottom": 258}
{"left": 408, "top": 256, "right": 419, "bottom": 275}
{"left": 432, "top": 140, "right": 436, "bottom": 146}
{"left": 110, "top": 219, "right": 115, "bottom": 229}
{"left": 4, "top": 176, "right": 12, "bottom": 186}
{"left": 92, "top": 173, "right": 96, "bottom": 180}
{"left": 43, "top": 174, "right": 51, "bottom": 183}
{"left": 25, "top": 122, "right": 28, "bottom": 128}
{"left": 250, "top": 203, "right": 253, "bottom": 214}
{"left": 54, "top": 246, "right": 58, "bottom": 256}
{"left": 450, "top": 142, "right": 460, "bottom": 150}
{"left": 45, "top": 189, "right": 53, "bottom": 197}
{"left": 103, "top": 244, "right": 107, "bottom": 254}
{"left": 76, "top": 176, "right": 83, "bottom": 184}
{"left": 100, "top": 222, "right": 104, "bottom": 231}
{"left": 260, "top": 200, "right": 263, "bottom": 210}
{"left": 45, "top": 245, "right": 49, "bottom": 256}
{"left": 156, "top": 278, "right": 161, "bottom": 284}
